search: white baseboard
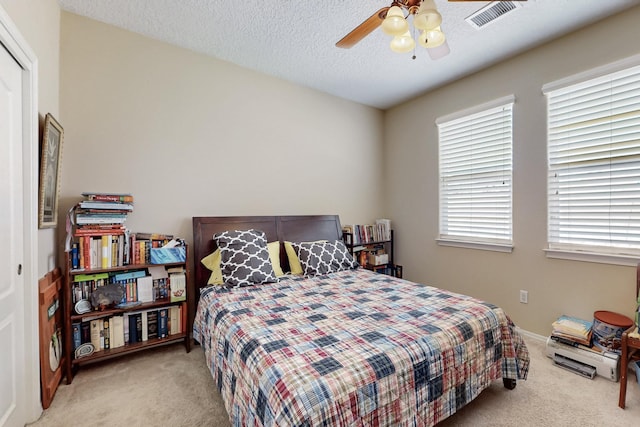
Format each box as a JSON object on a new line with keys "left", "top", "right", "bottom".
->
{"left": 515, "top": 327, "right": 546, "bottom": 343}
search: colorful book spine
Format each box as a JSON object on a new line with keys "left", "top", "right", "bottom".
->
{"left": 90, "top": 319, "right": 101, "bottom": 350}
{"left": 103, "top": 318, "right": 110, "bottom": 350}
{"left": 71, "top": 243, "right": 79, "bottom": 269}
{"left": 72, "top": 322, "right": 81, "bottom": 350}
{"left": 147, "top": 310, "right": 158, "bottom": 340}
{"left": 81, "top": 322, "right": 91, "bottom": 344}
{"left": 135, "top": 313, "right": 142, "bottom": 342}
{"left": 83, "top": 193, "right": 134, "bottom": 203}
{"left": 158, "top": 308, "right": 168, "bottom": 338}
{"left": 128, "top": 314, "right": 138, "bottom": 344}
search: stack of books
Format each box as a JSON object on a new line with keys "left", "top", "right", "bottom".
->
{"left": 551, "top": 314, "right": 593, "bottom": 347}
{"left": 343, "top": 219, "right": 392, "bottom": 245}
{"left": 76, "top": 192, "right": 133, "bottom": 226}
{"left": 70, "top": 192, "right": 134, "bottom": 270}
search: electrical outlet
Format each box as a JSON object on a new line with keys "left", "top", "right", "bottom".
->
{"left": 519, "top": 290, "right": 528, "bottom": 304}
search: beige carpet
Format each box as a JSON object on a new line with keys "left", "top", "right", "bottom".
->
{"left": 28, "top": 334, "right": 640, "bottom": 427}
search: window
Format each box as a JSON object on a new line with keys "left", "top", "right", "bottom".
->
{"left": 544, "top": 58, "right": 640, "bottom": 262}
{"left": 436, "top": 95, "right": 514, "bottom": 252}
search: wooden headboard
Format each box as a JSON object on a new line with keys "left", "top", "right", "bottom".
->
{"left": 191, "top": 214, "right": 343, "bottom": 303}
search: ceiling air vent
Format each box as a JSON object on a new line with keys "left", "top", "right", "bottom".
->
{"left": 465, "top": 1, "right": 524, "bottom": 30}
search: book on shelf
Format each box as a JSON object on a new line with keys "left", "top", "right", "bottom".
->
{"left": 342, "top": 220, "right": 392, "bottom": 245}
{"left": 123, "top": 313, "right": 129, "bottom": 343}
{"left": 82, "top": 192, "right": 134, "bottom": 203}
{"left": 102, "top": 318, "right": 110, "bottom": 350}
{"left": 71, "top": 243, "right": 79, "bottom": 269}
{"left": 147, "top": 310, "right": 158, "bottom": 340}
{"left": 134, "top": 232, "right": 174, "bottom": 242}
{"left": 169, "top": 306, "right": 181, "bottom": 335}
{"left": 78, "top": 200, "right": 134, "bottom": 211}
{"left": 73, "top": 224, "right": 126, "bottom": 237}
{"left": 90, "top": 319, "right": 101, "bottom": 350}
{"left": 141, "top": 311, "right": 148, "bottom": 341}
{"left": 158, "top": 308, "right": 169, "bottom": 338}
{"left": 135, "top": 313, "right": 143, "bottom": 342}
{"left": 72, "top": 322, "right": 81, "bottom": 350}
{"left": 113, "top": 269, "right": 146, "bottom": 282}
{"left": 110, "top": 315, "right": 125, "bottom": 348}
{"left": 169, "top": 272, "right": 186, "bottom": 303}
{"left": 81, "top": 322, "right": 90, "bottom": 344}
{"left": 137, "top": 276, "right": 154, "bottom": 303}
{"left": 128, "top": 314, "right": 139, "bottom": 344}
{"left": 75, "top": 214, "right": 128, "bottom": 225}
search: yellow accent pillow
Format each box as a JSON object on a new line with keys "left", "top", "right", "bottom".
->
{"left": 284, "top": 240, "right": 327, "bottom": 275}
{"left": 201, "top": 241, "right": 283, "bottom": 285}
{"left": 201, "top": 249, "right": 223, "bottom": 285}
{"left": 267, "top": 241, "right": 284, "bottom": 277}
{"left": 284, "top": 241, "right": 303, "bottom": 275}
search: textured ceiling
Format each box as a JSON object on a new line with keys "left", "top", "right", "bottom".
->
{"left": 57, "top": 0, "right": 639, "bottom": 110}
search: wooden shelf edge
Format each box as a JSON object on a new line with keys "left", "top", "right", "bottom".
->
{"left": 69, "top": 261, "right": 186, "bottom": 275}
{"left": 70, "top": 300, "right": 186, "bottom": 322}
{"left": 72, "top": 333, "right": 187, "bottom": 366}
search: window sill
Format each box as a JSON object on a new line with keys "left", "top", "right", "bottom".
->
{"left": 436, "top": 238, "right": 513, "bottom": 253}
{"left": 544, "top": 248, "right": 639, "bottom": 266}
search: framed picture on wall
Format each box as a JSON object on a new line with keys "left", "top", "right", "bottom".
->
{"left": 38, "top": 113, "right": 64, "bottom": 229}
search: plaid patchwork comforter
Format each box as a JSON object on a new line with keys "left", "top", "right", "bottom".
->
{"left": 193, "top": 268, "right": 529, "bottom": 426}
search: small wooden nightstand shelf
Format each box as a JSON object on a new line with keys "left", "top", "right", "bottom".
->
{"left": 619, "top": 263, "right": 640, "bottom": 409}
{"left": 619, "top": 326, "right": 640, "bottom": 408}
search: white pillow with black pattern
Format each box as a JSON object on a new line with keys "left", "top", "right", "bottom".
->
{"left": 292, "top": 240, "right": 359, "bottom": 276}
{"left": 214, "top": 229, "right": 277, "bottom": 287}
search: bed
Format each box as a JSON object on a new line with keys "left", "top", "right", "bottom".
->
{"left": 192, "top": 215, "right": 529, "bottom": 426}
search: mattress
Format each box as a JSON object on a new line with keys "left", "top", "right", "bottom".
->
{"left": 193, "top": 268, "right": 529, "bottom": 426}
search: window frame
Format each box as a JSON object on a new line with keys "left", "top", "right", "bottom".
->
{"left": 543, "top": 54, "right": 640, "bottom": 266}
{"left": 436, "top": 95, "right": 515, "bottom": 253}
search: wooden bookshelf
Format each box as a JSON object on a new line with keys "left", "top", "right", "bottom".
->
{"left": 71, "top": 333, "right": 187, "bottom": 366}
{"left": 63, "top": 249, "right": 190, "bottom": 384}
{"left": 343, "top": 229, "right": 402, "bottom": 278}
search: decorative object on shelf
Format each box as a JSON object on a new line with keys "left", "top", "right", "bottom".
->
{"left": 150, "top": 245, "right": 186, "bottom": 264}
{"left": 74, "top": 343, "right": 95, "bottom": 359}
{"left": 74, "top": 299, "right": 92, "bottom": 315}
{"left": 38, "top": 113, "right": 64, "bottom": 228}
{"left": 336, "top": 0, "right": 450, "bottom": 59}
{"left": 90, "top": 283, "right": 125, "bottom": 310}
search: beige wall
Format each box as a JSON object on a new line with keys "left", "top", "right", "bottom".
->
{"left": 1, "top": 0, "right": 61, "bottom": 421}
{"left": 1, "top": 0, "right": 60, "bottom": 277}
{"left": 385, "top": 6, "right": 640, "bottom": 336}
{"left": 59, "top": 12, "right": 385, "bottom": 262}
{"left": 31, "top": 5, "right": 640, "bottom": 340}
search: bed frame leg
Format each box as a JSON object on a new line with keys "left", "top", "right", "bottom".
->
{"left": 503, "top": 378, "right": 517, "bottom": 390}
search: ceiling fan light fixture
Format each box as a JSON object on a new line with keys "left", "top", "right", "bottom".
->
{"left": 413, "top": 9, "right": 441, "bottom": 30}
{"left": 390, "top": 31, "right": 415, "bottom": 53}
{"left": 418, "top": 27, "right": 445, "bottom": 48}
{"left": 413, "top": 1, "right": 442, "bottom": 31}
{"left": 427, "top": 40, "right": 450, "bottom": 60}
{"left": 381, "top": 6, "right": 409, "bottom": 36}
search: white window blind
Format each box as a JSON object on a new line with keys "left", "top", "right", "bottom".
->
{"left": 437, "top": 97, "right": 514, "bottom": 247}
{"left": 545, "top": 63, "right": 640, "bottom": 257}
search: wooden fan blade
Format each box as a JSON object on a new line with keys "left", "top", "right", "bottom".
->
{"left": 336, "top": 7, "right": 389, "bottom": 49}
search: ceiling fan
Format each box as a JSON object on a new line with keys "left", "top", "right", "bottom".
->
{"left": 335, "top": 0, "right": 525, "bottom": 57}
{"left": 335, "top": 0, "right": 449, "bottom": 57}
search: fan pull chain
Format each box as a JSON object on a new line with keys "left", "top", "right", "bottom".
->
{"left": 412, "top": 22, "right": 417, "bottom": 60}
